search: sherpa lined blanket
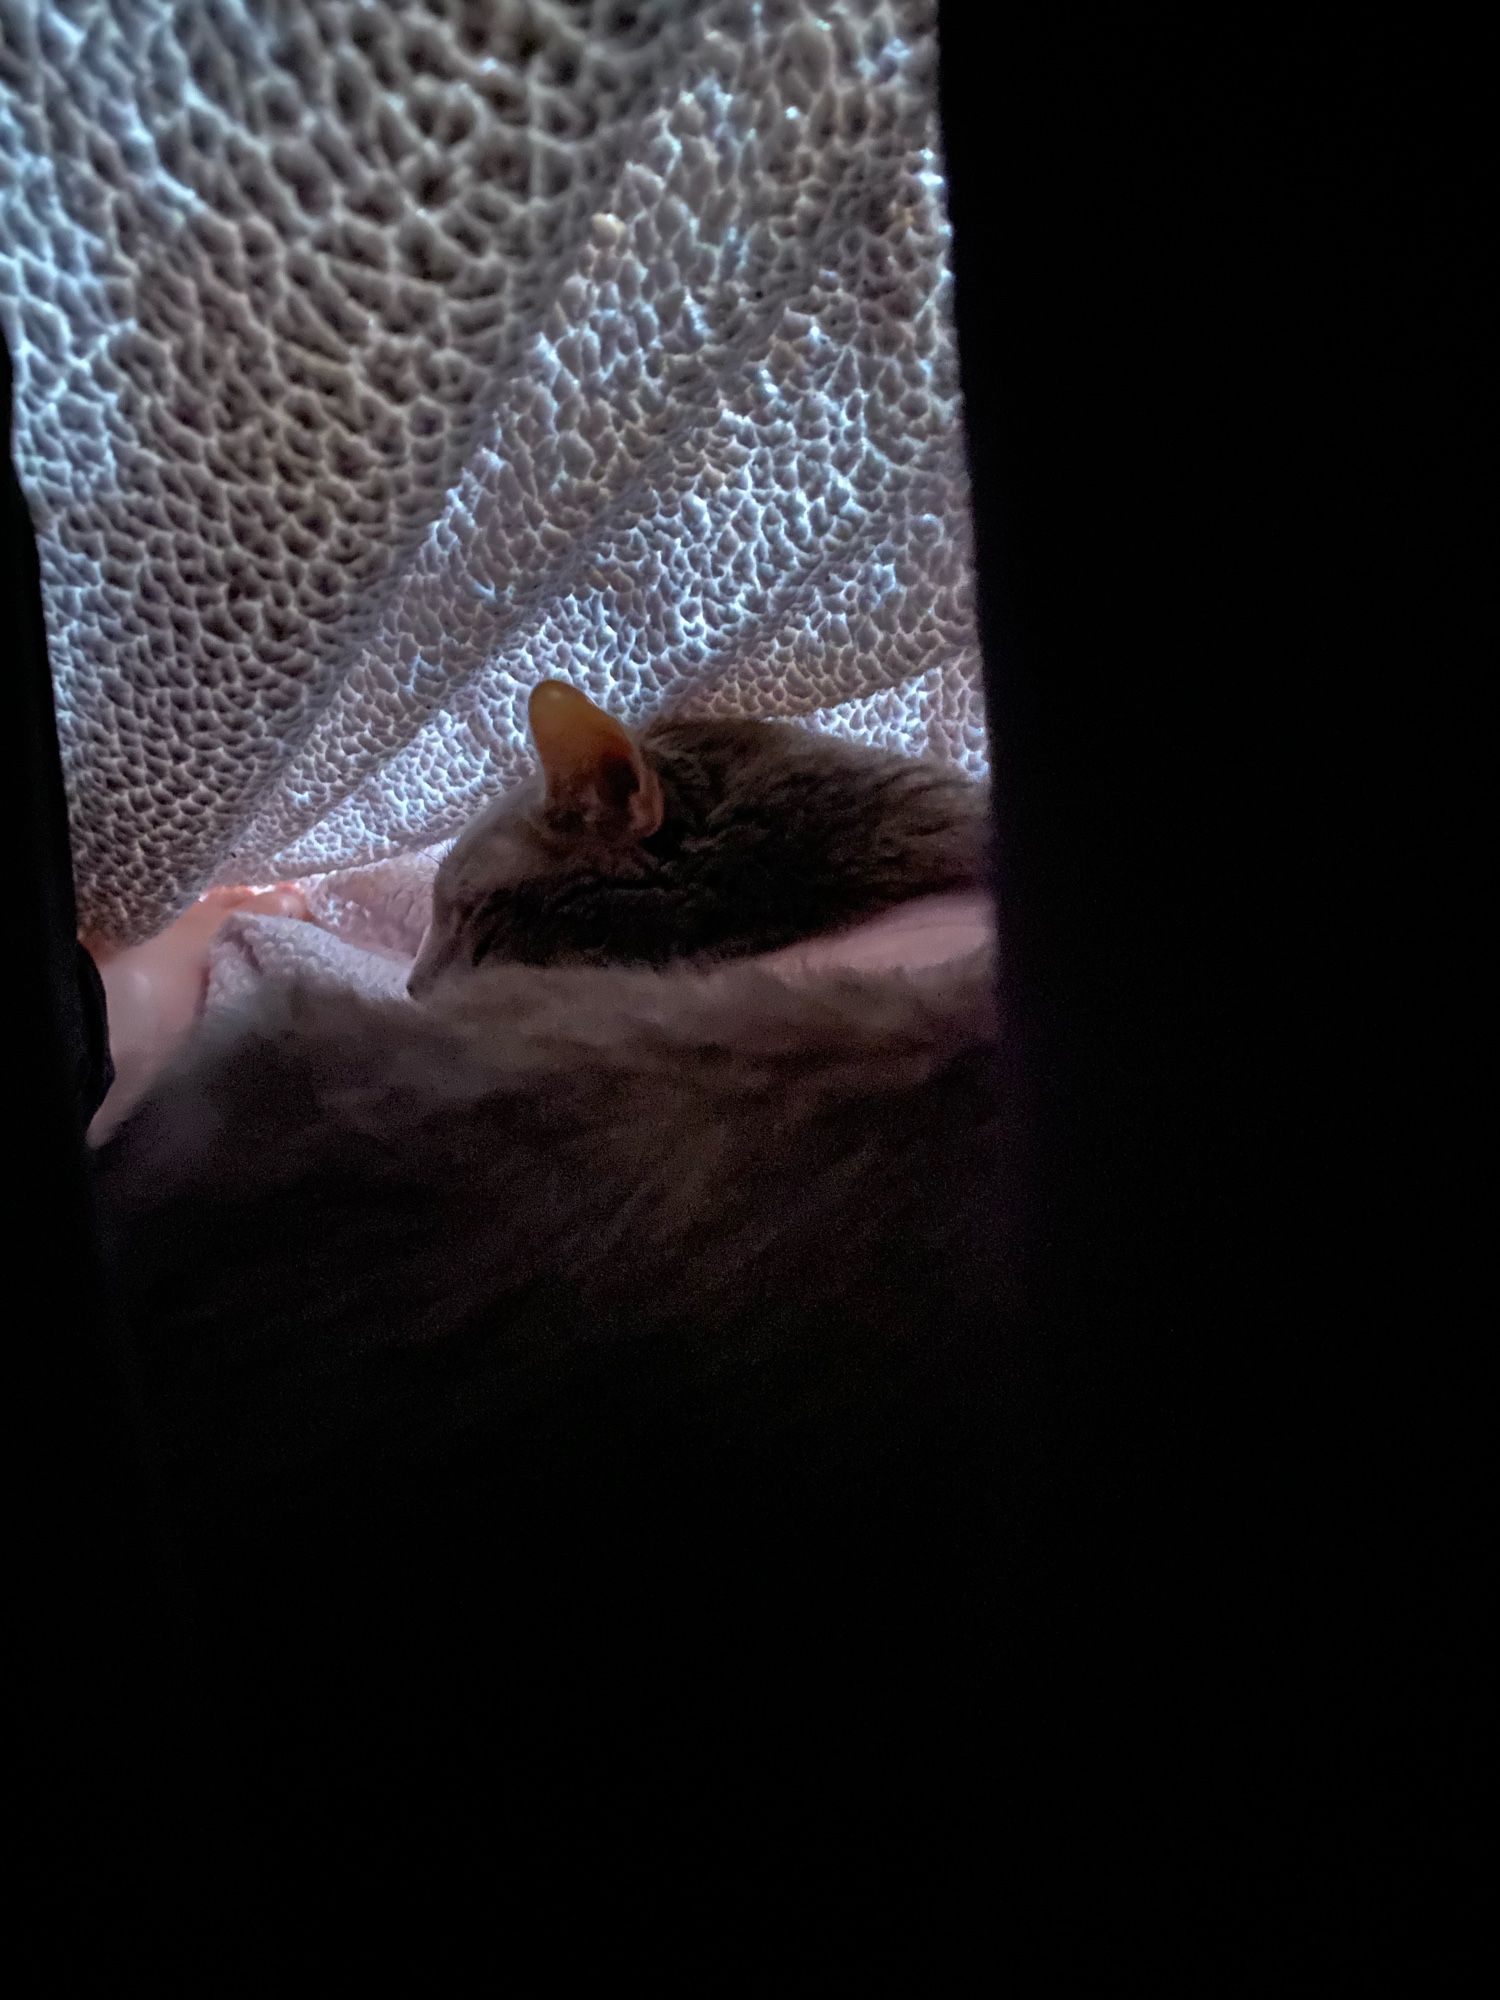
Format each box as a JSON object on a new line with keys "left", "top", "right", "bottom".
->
{"left": 1, "top": 0, "right": 985, "bottom": 953}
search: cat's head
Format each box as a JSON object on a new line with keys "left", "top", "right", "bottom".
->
{"left": 407, "top": 681, "right": 988, "bottom": 996}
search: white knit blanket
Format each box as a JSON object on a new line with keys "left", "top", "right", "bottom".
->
{"left": 1, "top": 0, "right": 984, "bottom": 944}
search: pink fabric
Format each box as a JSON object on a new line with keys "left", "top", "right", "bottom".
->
{"left": 203, "top": 855, "right": 995, "bottom": 1014}
{"left": 763, "top": 892, "right": 994, "bottom": 977}
{"left": 205, "top": 851, "right": 440, "bottom": 1012}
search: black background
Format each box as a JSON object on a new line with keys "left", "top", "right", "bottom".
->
{"left": 6, "top": 13, "right": 1483, "bottom": 1989}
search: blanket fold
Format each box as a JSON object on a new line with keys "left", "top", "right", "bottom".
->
{"left": 1, "top": 0, "right": 983, "bottom": 943}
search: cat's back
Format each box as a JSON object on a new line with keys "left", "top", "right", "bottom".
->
{"left": 101, "top": 950, "right": 1000, "bottom": 1215}
{"left": 96, "top": 952, "right": 1006, "bottom": 1515}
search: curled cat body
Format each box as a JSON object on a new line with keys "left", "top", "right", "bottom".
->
{"left": 93, "top": 686, "right": 1015, "bottom": 1976}
{"left": 98, "top": 684, "right": 1006, "bottom": 1521}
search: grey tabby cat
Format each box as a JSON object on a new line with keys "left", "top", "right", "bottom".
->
{"left": 408, "top": 678, "right": 990, "bottom": 989}
{"left": 99, "top": 681, "right": 999, "bottom": 1518}
{"left": 92, "top": 683, "right": 1009, "bottom": 1979}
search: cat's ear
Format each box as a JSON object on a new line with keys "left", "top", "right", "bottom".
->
{"left": 527, "top": 681, "right": 664, "bottom": 841}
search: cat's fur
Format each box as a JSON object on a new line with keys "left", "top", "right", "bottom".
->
{"left": 101, "top": 700, "right": 1000, "bottom": 1520}
{"left": 102, "top": 949, "right": 1005, "bottom": 1523}
{"left": 92, "top": 697, "right": 1010, "bottom": 1980}
{"left": 408, "top": 697, "right": 989, "bottom": 989}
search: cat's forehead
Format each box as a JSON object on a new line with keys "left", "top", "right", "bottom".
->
{"left": 440, "top": 784, "right": 547, "bottom": 900}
